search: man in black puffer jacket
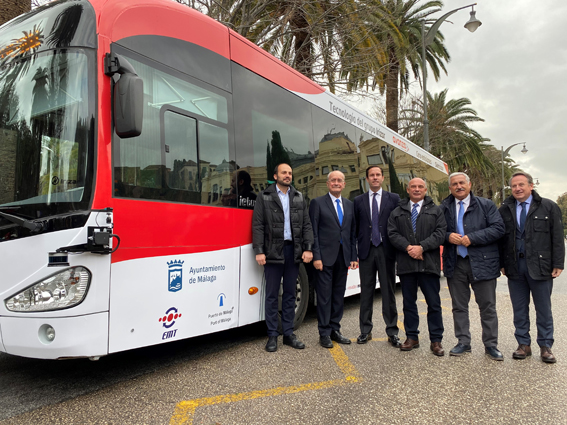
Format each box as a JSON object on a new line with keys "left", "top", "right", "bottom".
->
{"left": 499, "top": 172, "right": 564, "bottom": 363}
{"left": 440, "top": 172, "right": 505, "bottom": 361}
{"left": 388, "top": 178, "right": 447, "bottom": 356}
{"left": 253, "top": 163, "right": 314, "bottom": 352}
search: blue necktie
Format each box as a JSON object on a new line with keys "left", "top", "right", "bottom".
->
{"left": 371, "top": 192, "right": 381, "bottom": 246}
{"left": 519, "top": 202, "right": 527, "bottom": 234}
{"left": 336, "top": 199, "right": 343, "bottom": 226}
{"left": 457, "top": 201, "right": 468, "bottom": 258}
{"left": 411, "top": 203, "right": 418, "bottom": 233}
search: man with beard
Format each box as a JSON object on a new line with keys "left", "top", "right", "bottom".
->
{"left": 253, "top": 163, "right": 314, "bottom": 352}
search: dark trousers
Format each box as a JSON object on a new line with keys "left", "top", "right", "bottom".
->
{"left": 399, "top": 272, "right": 443, "bottom": 342}
{"left": 508, "top": 257, "right": 554, "bottom": 347}
{"left": 264, "top": 244, "right": 299, "bottom": 337}
{"left": 359, "top": 244, "right": 399, "bottom": 336}
{"left": 447, "top": 257, "right": 498, "bottom": 347}
{"left": 316, "top": 245, "right": 348, "bottom": 336}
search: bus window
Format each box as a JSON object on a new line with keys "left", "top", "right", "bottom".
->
{"left": 113, "top": 52, "right": 232, "bottom": 205}
{"left": 232, "top": 64, "right": 315, "bottom": 203}
{"left": 163, "top": 111, "right": 198, "bottom": 194}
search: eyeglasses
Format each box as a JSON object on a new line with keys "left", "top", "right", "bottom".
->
{"left": 328, "top": 179, "right": 345, "bottom": 183}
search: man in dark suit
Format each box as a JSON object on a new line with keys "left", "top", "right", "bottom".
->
{"left": 499, "top": 172, "right": 564, "bottom": 363}
{"left": 354, "top": 165, "right": 401, "bottom": 346}
{"left": 310, "top": 171, "right": 358, "bottom": 348}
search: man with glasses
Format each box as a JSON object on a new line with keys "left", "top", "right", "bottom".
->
{"left": 309, "top": 171, "right": 358, "bottom": 348}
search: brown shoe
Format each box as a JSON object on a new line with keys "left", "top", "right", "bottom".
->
{"left": 400, "top": 338, "right": 420, "bottom": 351}
{"left": 512, "top": 344, "right": 532, "bottom": 359}
{"left": 541, "top": 347, "right": 557, "bottom": 364}
{"left": 430, "top": 342, "right": 445, "bottom": 356}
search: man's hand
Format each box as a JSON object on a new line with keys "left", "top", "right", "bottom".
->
{"left": 448, "top": 233, "right": 463, "bottom": 245}
{"left": 552, "top": 268, "right": 563, "bottom": 278}
{"left": 256, "top": 254, "right": 266, "bottom": 266}
{"left": 500, "top": 268, "right": 506, "bottom": 276}
{"left": 302, "top": 251, "right": 313, "bottom": 263}
{"left": 407, "top": 245, "right": 424, "bottom": 260}
{"left": 461, "top": 235, "right": 471, "bottom": 247}
{"left": 314, "top": 260, "right": 323, "bottom": 271}
{"left": 350, "top": 261, "right": 359, "bottom": 270}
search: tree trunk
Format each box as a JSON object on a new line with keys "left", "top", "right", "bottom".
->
{"left": 385, "top": 51, "right": 399, "bottom": 133}
{"left": 290, "top": 8, "right": 312, "bottom": 79}
{"left": 0, "top": 0, "right": 31, "bottom": 26}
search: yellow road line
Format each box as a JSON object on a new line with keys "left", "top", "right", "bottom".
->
{"left": 169, "top": 344, "right": 360, "bottom": 425}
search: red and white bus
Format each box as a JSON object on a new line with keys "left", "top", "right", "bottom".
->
{"left": 0, "top": 0, "right": 449, "bottom": 359}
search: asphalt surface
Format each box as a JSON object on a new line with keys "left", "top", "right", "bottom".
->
{"left": 1, "top": 267, "right": 567, "bottom": 424}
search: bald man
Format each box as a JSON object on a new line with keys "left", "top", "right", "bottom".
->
{"left": 387, "top": 178, "right": 447, "bottom": 356}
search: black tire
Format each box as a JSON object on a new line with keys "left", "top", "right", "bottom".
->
{"left": 277, "top": 264, "right": 309, "bottom": 333}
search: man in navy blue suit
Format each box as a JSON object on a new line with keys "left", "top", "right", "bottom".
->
{"left": 354, "top": 165, "right": 401, "bottom": 346}
{"left": 310, "top": 170, "right": 358, "bottom": 348}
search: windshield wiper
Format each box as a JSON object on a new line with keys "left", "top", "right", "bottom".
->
{"left": 0, "top": 211, "right": 45, "bottom": 233}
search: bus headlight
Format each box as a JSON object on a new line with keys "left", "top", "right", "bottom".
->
{"left": 5, "top": 267, "right": 91, "bottom": 312}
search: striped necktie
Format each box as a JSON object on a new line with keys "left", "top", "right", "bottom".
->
{"left": 411, "top": 203, "right": 418, "bottom": 233}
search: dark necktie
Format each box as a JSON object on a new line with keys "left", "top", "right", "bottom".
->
{"left": 519, "top": 202, "right": 527, "bottom": 234}
{"left": 411, "top": 203, "right": 418, "bottom": 233}
{"left": 372, "top": 192, "right": 381, "bottom": 246}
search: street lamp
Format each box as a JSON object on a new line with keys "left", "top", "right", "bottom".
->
{"left": 421, "top": 4, "right": 482, "bottom": 152}
{"left": 501, "top": 143, "right": 528, "bottom": 202}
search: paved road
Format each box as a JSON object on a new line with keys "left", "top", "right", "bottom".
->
{"left": 1, "top": 269, "right": 566, "bottom": 424}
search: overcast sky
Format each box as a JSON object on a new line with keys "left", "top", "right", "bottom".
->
{"left": 424, "top": 0, "right": 567, "bottom": 201}
{"left": 352, "top": 0, "right": 567, "bottom": 202}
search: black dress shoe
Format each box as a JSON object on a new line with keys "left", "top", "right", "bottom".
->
{"left": 265, "top": 336, "right": 277, "bottom": 352}
{"left": 283, "top": 333, "right": 305, "bottom": 349}
{"left": 485, "top": 346, "right": 504, "bottom": 361}
{"left": 356, "top": 333, "right": 372, "bottom": 344}
{"left": 388, "top": 335, "right": 401, "bottom": 348}
{"left": 331, "top": 330, "right": 351, "bottom": 345}
{"left": 320, "top": 335, "right": 333, "bottom": 348}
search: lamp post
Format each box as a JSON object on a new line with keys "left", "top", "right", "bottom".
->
{"left": 421, "top": 4, "right": 482, "bottom": 152}
{"left": 501, "top": 143, "right": 528, "bottom": 202}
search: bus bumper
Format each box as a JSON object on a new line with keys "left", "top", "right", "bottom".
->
{"left": 0, "top": 312, "right": 108, "bottom": 360}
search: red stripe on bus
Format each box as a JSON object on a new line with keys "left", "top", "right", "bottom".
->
{"left": 110, "top": 199, "right": 254, "bottom": 263}
{"left": 95, "top": 0, "right": 230, "bottom": 59}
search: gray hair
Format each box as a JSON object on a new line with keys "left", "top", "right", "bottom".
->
{"left": 448, "top": 172, "right": 470, "bottom": 184}
{"left": 327, "top": 170, "right": 345, "bottom": 182}
{"left": 509, "top": 172, "right": 533, "bottom": 186}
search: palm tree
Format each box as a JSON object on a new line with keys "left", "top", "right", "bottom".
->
{"left": 400, "top": 88, "right": 493, "bottom": 176}
{"left": 341, "top": 0, "right": 449, "bottom": 133}
{"left": 179, "top": 0, "right": 388, "bottom": 90}
{"left": 1, "top": 0, "right": 31, "bottom": 26}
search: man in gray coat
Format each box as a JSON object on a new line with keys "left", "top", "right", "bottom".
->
{"left": 440, "top": 172, "right": 505, "bottom": 361}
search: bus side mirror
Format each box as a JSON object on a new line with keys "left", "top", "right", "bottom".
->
{"left": 105, "top": 53, "right": 144, "bottom": 138}
{"left": 114, "top": 73, "right": 143, "bottom": 138}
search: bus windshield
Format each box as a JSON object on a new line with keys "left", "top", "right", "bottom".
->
{"left": 0, "top": 49, "right": 93, "bottom": 216}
